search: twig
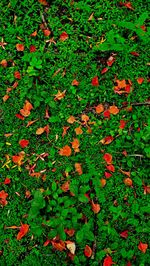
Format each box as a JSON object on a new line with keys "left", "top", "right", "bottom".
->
{"left": 40, "top": 12, "right": 47, "bottom": 28}
{"left": 128, "top": 154, "right": 144, "bottom": 157}
{"left": 123, "top": 101, "right": 150, "bottom": 107}
{"left": 131, "top": 102, "right": 150, "bottom": 106}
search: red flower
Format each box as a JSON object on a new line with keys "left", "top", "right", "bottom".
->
{"left": 84, "top": 245, "right": 92, "bottom": 257}
{"left": 16, "top": 43, "right": 24, "bottom": 51}
{"left": 106, "top": 164, "right": 115, "bottom": 172}
{"left": 15, "top": 114, "right": 25, "bottom": 120}
{"left": 3, "top": 178, "right": 11, "bottom": 185}
{"left": 101, "top": 68, "right": 108, "bottom": 74}
{"left": 138, "top": 242, "right": 148, "bottom": 253}
{"left": 30, "top": 45, "right": 36, "bottom": 52}
{"left": 103, "top": 255, "right": 114, "bottom": 266}
{"left": 92, "top": 76, "right": 99, "bottom": 86}
{"left": 103, "top": 153, "right": 113, "bottom": 164}
{"left": 19, "top": 139, "right": 29, "bottom": 148}
{"left": 119, "top": 120, "right": 126, "bottom": 129}
{"left": 14, "top": 71, "right": 21, "bottom": 79}
{"left": 0, "top": 190, "right": 9, "bottom": 206}
{"left": 130, "top": 51, "right": 139, "bottom": 56}
{"left": 120, "top": 230, "right": 128, "bottom": 239}
{"left": 103, "top": 110, "right": 110, "bottom": 119}
{"left": 60, "top": 32, "right": 68, "bottom": 41}
{"left": 105, "top": 172, "right": 112, "bottom": 179}
{"left": 17, "top": 224, "right": 29, "bottom": 240}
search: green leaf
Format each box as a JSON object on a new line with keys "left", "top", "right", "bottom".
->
{"left": 78, "top": 194, "right": 89, "bottom": 203}
{"left": 52, "top": 182, "right": 57, "bottom": 191}
{"left": 76, "top": 230, "right": 84, "bottom": 243}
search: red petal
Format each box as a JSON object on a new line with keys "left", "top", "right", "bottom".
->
{"left": 14, "top": 71, "right": 21, "bottom": 79}
{"left": 60, "top": 32, "right": 68, "bottom": 41}
{"left": 15, "top": 114, "right": 25, "bottom": 120}
{"left": 103, "top": 153, "right": 113, "bottom": 164}
{"left": 137, "top": 77, "right": 144, "bottom": 84}
{"left": 103, "top": 255, "right": 113, "bottom": 266}
{"left": 43, "top": 239, "right": 51, "bottom": 246}
{"left": 19, "top": 139, "right": 29, "bottom": 148}
{"left": 101, "top": 68, "right": 109, "bottom": 74}
{"left": 120, "top": 230, "right": 128, "bottom": 239}
{"left": 30, "top": 45, "right": 36, "bottom": 53}
{"left": 105, "top": 172, "right": 112, "bottom": 178}
{"left": 119, "top": 120, "right": 126, "bottom": 129}
{"left": 92, "top": 76, "right": 99, "bottom": 86}
{"left": 3, "top": 178, "right": 11, "bottom": 185}
{"left": 84, "top": 245, "right": 92, "bottom": 257}
{"left": 138, "top": 242, "right": 148, "bottom": 253}
{"left": 130, "top": 51, "right": 139, "bottom": 56}
{"left": 106, "top": 165, "right": 115, "bottom": 172}
{"left": 103, "top": 110, "right": 110, "bottom": 119}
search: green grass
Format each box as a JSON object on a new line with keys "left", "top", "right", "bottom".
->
{"left": 0, "top": 0, "right": 150, "bottom": 265}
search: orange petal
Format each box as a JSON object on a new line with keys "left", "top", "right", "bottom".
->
{"left": 91, "top": 200, "right": 100, "bottom": 213}
{"left": 67, "top": 116, "right": 76, "bottom": 124}
{"left": 109, "top": 105, "right": 119, "bottom": 115}
{"left": 74, "top": 127, "right": 83, "bottom": 135}
{"left": 20, "top": 109, "right": 30, "bottom": 117}
{"left": 75, "top": 163, "right": 83, "bottom": 175}
{"left": 17, "top": 224, "right": 29, "bottom": 240}
{"left": 71, "top": 138, "right": 80, "bottom": 149}
{"left": 81, "top": 114, "right": 89, "bottom": 122}
{"left": 36, "top": 127, "right": 45, "bottom": 135}
{"left": 103, "top": 153, "right": 113, "bottom": 164}
{"left": 100, "top": 178, "right": 106, "bottom": 187}
{"left": 124, "top": 178, "right": 133, "bottom": 186}
{"left": 138, "top": 242, "right": 148, "bottom": 253}
{"left": 95, "top": 104, "right": 104, "bottom": 114}
{"left": 59, "top": 145, "right": 72, "bottom": 156}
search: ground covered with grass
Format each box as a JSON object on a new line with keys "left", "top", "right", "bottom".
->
{"left": 0, "top": 0, "right": 150, "bottom": 265}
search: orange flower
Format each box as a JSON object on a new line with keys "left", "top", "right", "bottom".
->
{"left": 137, "top": 77, "right": 144, "bottom": 84}
{"left": 91, "top": 200, "right": 100, "bottom": 213}
{"left": 14, "top": 71, "right": 21, "bottom": 79}
{"left": 75, "top": 163, "right": 82, "bottom": 175}
{"left": 95, "top": 104, "right": 104, "bottom": 114}
{"left": 109, "top": 105, "right": 119, "bottom": 115}
{"left": 81, "top": 114, "right": 89, "bottom": 123}
{"left": 124, "top": 178, "right": 133, "bottom": 186}
{"left": 59, "top": 145, "right": 72, "bottom": 156}
{"left": 62, "top": 126, "right": 70, "bottom": 137}
{"left": 100, "top": 178, "right": 106, "bottom": 187}
{"left": 71, "top": 138, "right": 80, "bottom": 152}
{"left": 43, "top": 29, "right": 51, "bottom": 36}
{"left": 61, "top": 181, "right": 70, "bottom": 192}
{"left": 75, "top": 127, "right": 83, "bottom": 135}
{"left": 20, "top": 100, "right": 33, "bottom": 117}
{"left": 54, "top": 90, "right": 66, "bottom": 101}
{"left": 51, "top": 240, "right": 66, "bottom": 251}
{"left": 71, "top": 79, "right": 79, "bottom": 86}
{"left": 64, "top": 228, "right": 75, "bottom": 237}
{"left": 12, "top": 151, "right": 25, "bottom": 166}
{"left": 16, "top": 43, "right": 24, "bottom": 51}
{"left": 0, "top": 190, "right": 9, "bottom": 206}
{"left": 67, "top": 116, "right": 76, "bottom": 124}
{"left": 17, "top": 224, "right": 29, "bottom": 240}
{"left": 138, "top": 242, "right": 148, "bottom": 253}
